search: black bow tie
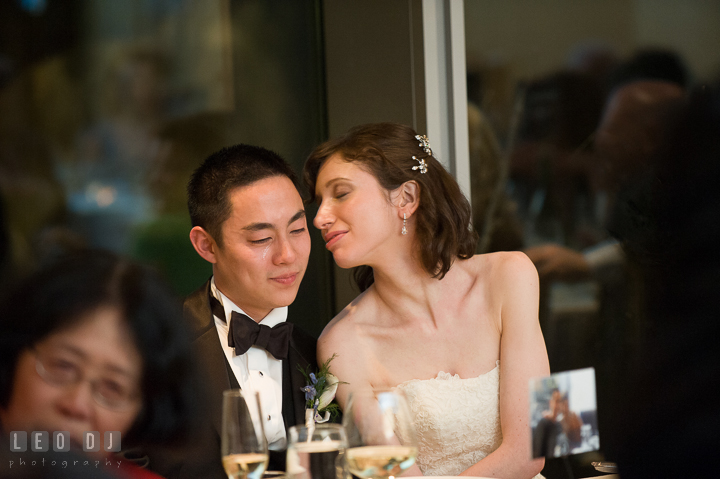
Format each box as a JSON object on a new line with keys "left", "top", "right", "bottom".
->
{"left": 209, "top": 294, "right": 293, "bottom": 360}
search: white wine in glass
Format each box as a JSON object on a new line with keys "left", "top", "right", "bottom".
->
{"left": 345, "top": 445, "right": 417, "bottom": 479}
{"left": 221, "top": 389, "right": 269, "bottom": 479}
{"left": 343, "top": 389, "right": 418, "bottom": 479}
{"left": 222, "top": 453, "right": 270, "bottom": 479}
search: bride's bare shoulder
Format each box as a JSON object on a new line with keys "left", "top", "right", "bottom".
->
{"left": 318, "top": 288, "right": 375, "bottom": 351}
{"left": 462, "top": 251, "right": 538, "bottom": 288}
{"left": 462, "top": 253, "right": 539, "bottom": 332}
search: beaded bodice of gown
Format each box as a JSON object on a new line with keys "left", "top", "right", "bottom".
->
{"left": 395, "top": 361, "right": 542, "bottom": 478}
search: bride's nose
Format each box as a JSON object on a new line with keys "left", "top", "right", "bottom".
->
{"left": 313, "top": 202, "right": 334, "bottom": 230}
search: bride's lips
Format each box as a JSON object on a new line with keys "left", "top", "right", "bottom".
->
{"left": 324, "top": 230, "right": 347, "bottom": 249}
{"left": 270, "top": 273, "right": 298, "bottom": 285}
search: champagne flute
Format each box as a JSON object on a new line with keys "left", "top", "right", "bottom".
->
{"left": 343, "top": 389, "right": 418, "bottom": 479}
{"left": 221, "top": 389, "right": 269, "bottom": 479}
{"left": 286, "top": 423, "right": 348, "bottom": 479}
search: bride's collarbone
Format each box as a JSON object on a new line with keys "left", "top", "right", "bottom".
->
{"left": 371, "top": 270, "right": 481, "bottom": 312}
{"left": 371, "top": 298, "right": 489, "bottom": 326}
{"left": 362, "top": 317, "right": 498, "bottom": 356}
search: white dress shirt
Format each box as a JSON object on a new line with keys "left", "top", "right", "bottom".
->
{"left": 210, "top": 278, "right": 287, "bottom": 450}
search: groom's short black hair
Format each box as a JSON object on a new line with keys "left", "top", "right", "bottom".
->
{"left": 187, "top": 144, "right": 299, "bottom": 247}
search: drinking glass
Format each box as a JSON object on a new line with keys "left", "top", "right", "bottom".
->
{"left": 342, "top": 389, "right": 418, "bottom": 479}
{"left": 221, "top": 389, "right": 269, "bottom": 479}
{"left": 286, "top": 423, "right": 348, "bottom": 479}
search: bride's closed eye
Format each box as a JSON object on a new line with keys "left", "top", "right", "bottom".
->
{"left": 332, "top": 185, "right": 351, "bottom": 200}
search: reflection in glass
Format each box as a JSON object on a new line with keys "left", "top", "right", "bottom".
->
{"left": 0, "top": 1, "right": 327, "bottom": 321}
{"left": 464, "top": 0, "right": 719, "bottom": 392}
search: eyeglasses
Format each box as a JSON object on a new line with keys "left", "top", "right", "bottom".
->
{"left": 34, "top": 348, "right": 141, "bottom": 411}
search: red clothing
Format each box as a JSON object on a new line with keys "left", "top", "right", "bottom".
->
{"left": 116, "top": 460, "right": 166, "bottom": 479}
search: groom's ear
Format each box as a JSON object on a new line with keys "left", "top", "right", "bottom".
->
{"left": 189, "top": 226, "right": 219, "bottom": 264}
{"left": 395, "top": 180, "right": 420, "bottom": 217}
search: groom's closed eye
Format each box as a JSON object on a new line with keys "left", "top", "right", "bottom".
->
{"left": 250, "top": 237, "right": 272, "bottom": 245}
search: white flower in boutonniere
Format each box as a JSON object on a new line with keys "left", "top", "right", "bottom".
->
{"left": 299, "top": 353, "right": 347, "bottom": 426}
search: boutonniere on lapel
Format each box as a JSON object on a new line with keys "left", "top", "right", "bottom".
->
{"left": 299, "top": 354, "right": 346, "bottom": 426}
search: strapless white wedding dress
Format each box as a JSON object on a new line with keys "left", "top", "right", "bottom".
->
{"left": 396, "top": 361, "right": 542, "bottom": 478}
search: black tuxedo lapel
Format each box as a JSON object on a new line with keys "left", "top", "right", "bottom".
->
{"left": 281, "top": 342, "right": 314, "bottom": 430}
{"left": 285, "top": 327, "right": 319, "bottom": 429}
{"left": 226, "top": 358, "right": 240, "bottom": 389}
{"left": 184, "top": 281, "right": 233, "bottom": 437}
{"left": 282, "top": 354, "right": 296, "bottom": 430}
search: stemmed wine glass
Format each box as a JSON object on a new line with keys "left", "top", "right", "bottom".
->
{"left": 286, "top": 423, "right": 348, "bottom": 479}
{"left": 342, "top": 389, "right": 418, "bottom": 479}
{"left": 221, "top": 389, "right": 269, "bottom": 479}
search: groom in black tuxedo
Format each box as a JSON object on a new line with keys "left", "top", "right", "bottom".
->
{"left": 149, "top": 144, "right": 317, "bottom": 478}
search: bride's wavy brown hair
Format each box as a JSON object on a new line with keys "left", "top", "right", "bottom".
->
{"left": 304, "top": 122, "right": 477, "bottom": 292}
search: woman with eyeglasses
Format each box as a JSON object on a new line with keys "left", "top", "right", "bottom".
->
{"left": 0, "top": 250, "right": 198, "bottom": 478}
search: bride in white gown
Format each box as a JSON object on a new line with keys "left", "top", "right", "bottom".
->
{"left": 304, "top": 123, "right": 549, "bottom": 478}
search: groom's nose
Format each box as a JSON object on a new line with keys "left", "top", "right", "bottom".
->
{"left": 273, "top": 235, "right": 297, "bottom": 265}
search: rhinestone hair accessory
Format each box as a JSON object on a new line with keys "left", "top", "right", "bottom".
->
{"left": 411, "top": 134, "right": 431, "bottom": 174}
{"left": 412, "top": 156, "right": 428, "bottom": 174}
{"left": 415, "top": 134, "right": 432, "bottom": 155}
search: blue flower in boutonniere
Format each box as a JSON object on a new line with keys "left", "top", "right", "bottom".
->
{"left": 299, "top": 353, "right": 347, "bottom": 425}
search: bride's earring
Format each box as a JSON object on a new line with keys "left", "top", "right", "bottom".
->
{"left": 401, "top": 213, "right": 408, "bottom": 235}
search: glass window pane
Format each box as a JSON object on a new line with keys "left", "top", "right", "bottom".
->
{"left": 0, "top": 0, "right": 330, "bottom": 331}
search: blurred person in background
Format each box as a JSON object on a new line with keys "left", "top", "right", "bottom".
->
{"left": 525, "top": 80, "right": 685, "bottom": 285}
{"left": 525, "top": 81, "right": 685, "bottom": 466}
{"left": 605, "top": 81, "right": 720, "bottom": 479}
{"left": 524, "top": 48, "right": 688, "bottom": 286}
{"left": 510, "top": 70, "right": 605, "bottom": 248}
{"left": 608, "top": 48, "right": 689, "bottom": 92}
{"left": 0, "top": 250, "right": 199, "bottom": 478}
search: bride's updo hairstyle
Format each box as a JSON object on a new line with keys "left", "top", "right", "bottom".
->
{"left": 304, "top": 122, "right": 477, "bottom": 291}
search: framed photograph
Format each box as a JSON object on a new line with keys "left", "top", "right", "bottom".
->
{"left": 529, "top": 368, "right": 599, "bottom": 458}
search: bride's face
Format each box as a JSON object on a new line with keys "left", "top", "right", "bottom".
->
{"left": 313, "top": 154, "right": 399, "bottom": 269}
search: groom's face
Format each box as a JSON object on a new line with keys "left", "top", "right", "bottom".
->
{"left": 212, "top": 175, "right": 311, "bottom": 320}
